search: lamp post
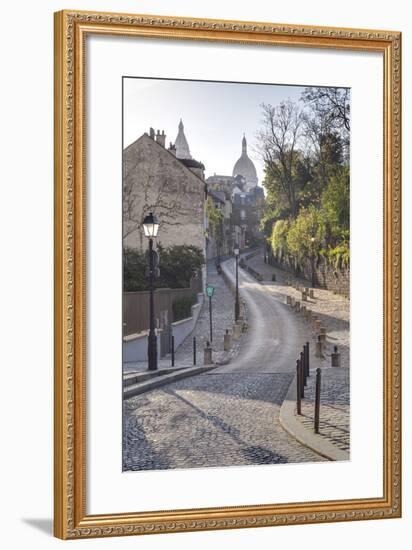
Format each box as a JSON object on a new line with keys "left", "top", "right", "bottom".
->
{"left": 142, "top": 212, "right": 160, "bottom": 371}
{"left": 310, "top": 236, "right": 316, "bottom": 288}
{"left": 234, "top": 245, "right": 240, "bottom": 321}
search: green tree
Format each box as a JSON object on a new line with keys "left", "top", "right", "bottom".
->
{"left": 270, "top": 219, "right": 290, "bottom": 261}
{"left": 286, "top": 206, "right": 326, "bottom": 262}
{"left": 321, "top": 166, "right": 350, "bottom": 234}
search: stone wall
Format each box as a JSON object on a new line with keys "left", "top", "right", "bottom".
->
{"left": 313, "top": 263, "right": 350, "bottom": 298}
{"left": 269, "top": 256, "right": 349, "bottom": 298}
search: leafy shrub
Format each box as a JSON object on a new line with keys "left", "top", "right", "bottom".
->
{"left": 123, "top": 245, "right": 205, "bottom": 292}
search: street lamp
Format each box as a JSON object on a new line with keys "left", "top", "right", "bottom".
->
{"left": 310, "top": 236, "right": 316, "bottom": 288}
{"left": 234, "top": 245, "right": 240, "bottom": 321}
{"left": 142, "top": 212, "right": 160, "bottom": 371}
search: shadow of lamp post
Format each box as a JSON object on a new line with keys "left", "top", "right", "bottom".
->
{"left": 142, "top": 212, "right": 160, "bottom": 371}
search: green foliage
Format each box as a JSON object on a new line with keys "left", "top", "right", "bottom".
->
{"left": 206, "top": 197, "right": 224, "bottom": 242}
{"left": 123, "top": 248, "right": 147, "bottom": 291}
{"left": 286, "top": 206, "right": 326, "bottom": 261}
{"left": 172, "top": 294, "right": 197, "bottom": 322}
{"left": 123, "top": 245, "right": 205, "bottom": 292}
{"left": 262, "top": 151, "right": 312, "bottom": 220}
{"left": 270, "top": 219, "right": 290, "bottom": 259}
{"left": 321, "top": 166, "right": 350, "bottom": 238}
{"left": 321, "top": 231, "right": 350, "bottom": 269}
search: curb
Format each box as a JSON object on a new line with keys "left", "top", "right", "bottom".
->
{"left": 279, "top": 375, "right": 349, "bottom": 462}
{"left": 123, "top": 365, "right": 217, "bottom": 399}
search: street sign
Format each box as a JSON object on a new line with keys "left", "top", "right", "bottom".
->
{"left": 206, "top": 285, "right": 214, "bottom": 298}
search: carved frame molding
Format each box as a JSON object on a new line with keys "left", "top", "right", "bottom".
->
{"left": 54, "top": 10, "right": 401, "bottom": 540}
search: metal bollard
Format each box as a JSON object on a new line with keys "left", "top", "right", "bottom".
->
{"left": 302, "top": 291, "right": 308, "bottom": 302}
{"left": 309, "top": 289, "right": 315, "bottom": 299}
{"left": 301, "top": 350, "right": 307, "bottom": 387}
{"left": 305, "top": 341, "right": 310, "bottom": 377}
{"left": 193, "top": 337, "right": 197, "bottom": 365}
{"left": 286, "top": 295, "right": 292, "bottom": 305}
{"left": 204, "top": 341, "right": 213, "bottom": 365}
{"left": 314, "top": 368, "right": 321, "bottom": 433}
{"left": 296, "top": 359, "right": 302, "bottom": 415}
{"left": 295, "top": 301, "right": 301, "bottom": 313}
{"left": 299, "top": 356, "right": 305, "bottom": 398}
{"left": 331, "top": 345, "right": 341, "bottom": 367}
{"left": 171, "top": 335, "right": 175, "bottom": 366}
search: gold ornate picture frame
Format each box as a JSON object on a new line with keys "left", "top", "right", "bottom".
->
{"left": 54, "top": 9, "right": 401, "bottom": 540}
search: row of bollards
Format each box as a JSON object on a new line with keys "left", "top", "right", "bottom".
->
{"left": 295, "top": 342, "right": 322, "bottom": 433}
{"left": 170, "top": 323, "right": 244, "bottom": 368}
{"left": 170, "top": 335, "right": 198, "bottom": 366}
{"left": 286, "top": 290, "right": 341, "bottom": 368}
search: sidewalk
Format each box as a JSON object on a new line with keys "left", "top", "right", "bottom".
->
{"left": 246, "top": 249, "right": 350, "bottom": 460}
{"left": 123, "top": 259, "right": 245, "bottom": 375}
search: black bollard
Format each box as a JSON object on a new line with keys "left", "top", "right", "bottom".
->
{"left": 193, "top": 337, "right": 197, "bottom": 366}
{"left": 300, "top": 356, "right": 305, "bottom": 398}
{"left": 305, "top": 342, "right": 310, "bottom": 377}
{"left": 296, "top": 359, "right": 302, "bottom": 415}
{"left": 171, "top": 335, "right": 175, "bottom": 367}
{"left": 314, "top": 368, "right": 321, "bottom": 433}
{"left": 301, "top": 351, "right": 307, "bottom": 387}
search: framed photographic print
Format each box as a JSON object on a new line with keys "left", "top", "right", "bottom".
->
{"left": 54, "top": 9, "right": 401, "bottom": 539}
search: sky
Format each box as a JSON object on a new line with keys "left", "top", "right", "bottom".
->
{"left": 123, "top": 77, "right": 306, "bottom": 184}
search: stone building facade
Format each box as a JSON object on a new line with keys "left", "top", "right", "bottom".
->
{"left": 123, "top": 124, "right": 206, "bottom": 256}
{"left": 206, "top": 135, "right": 265, "bottom": 251}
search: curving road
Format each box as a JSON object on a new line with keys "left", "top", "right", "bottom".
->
{"left": 214, "top": 257, "right": 307, "bottom": 374}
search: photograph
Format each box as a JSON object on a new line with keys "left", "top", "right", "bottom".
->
{"left": 121, "top": 77, "right": 351, "bottom": 471}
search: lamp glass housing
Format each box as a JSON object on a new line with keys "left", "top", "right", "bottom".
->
{"left": 142, "top": 212, "right": 159, "bottom": 238}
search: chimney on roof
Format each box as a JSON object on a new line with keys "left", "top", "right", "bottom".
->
{"left": 155, "top": 129, "right": 166, "bottom": 148}
{"left": 149, "top": 127, "right": 155, "bottom": 139}
{"left": 168, "top": 142, "right": 176, "bottom": 156}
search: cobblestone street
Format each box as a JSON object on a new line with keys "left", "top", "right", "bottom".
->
{"left": 123, "top": 372, "right": 324, "bottom": 470}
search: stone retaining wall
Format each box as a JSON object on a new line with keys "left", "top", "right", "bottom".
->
{"left": 269, "top": 256, "right": 349, "bottom": 298}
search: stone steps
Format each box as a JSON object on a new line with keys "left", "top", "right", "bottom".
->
{"left": 123, "top": 367, "right": 186, "bottom": 387}
{"left": 123, "top": 365, "right": 217, "bottom": 399}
